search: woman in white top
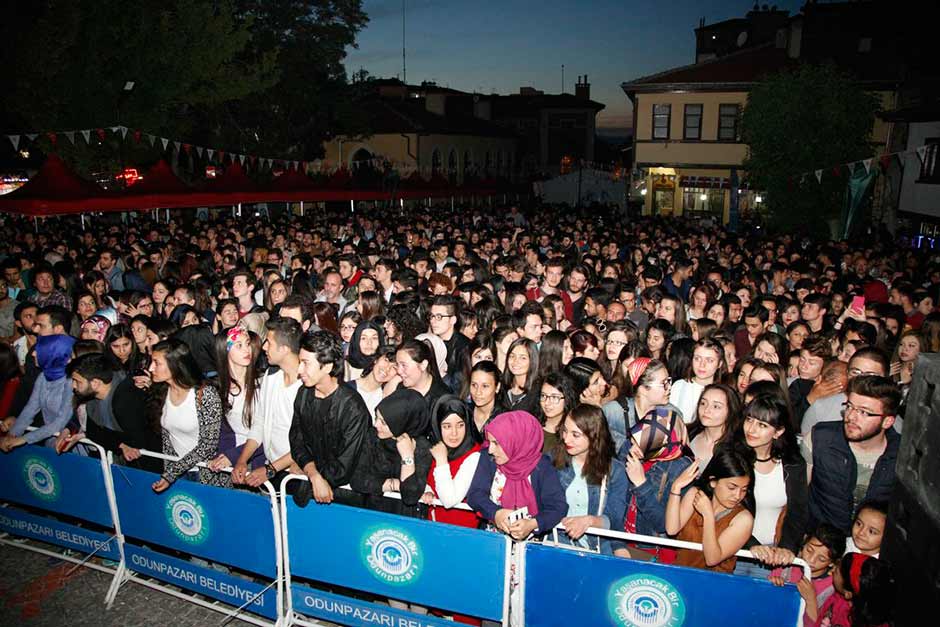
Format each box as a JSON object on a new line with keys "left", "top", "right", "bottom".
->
{"left": 669, "top": 338, "right": 727, "bottom": 424}
{"left": 149, "top": 338, "right": 226, "bottom": 492}
{"left": 209, "top": 326, "right": 263, "bottom": 474}
{"left": 734, "top": 393, "right": 809, "bottom": 575}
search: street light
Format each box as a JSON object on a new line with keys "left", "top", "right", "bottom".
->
{"left": 755, "top": 194, "right": 763, "bottom": 203}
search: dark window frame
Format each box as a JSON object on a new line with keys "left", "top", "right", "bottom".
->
{"left": 718, "top": 104, "right": 741, "bottom": 142}
{"left": 652, "top": 104, "right": 671, "bottom": 140}
{"left": 683, "top": 104, "right": 703, "bottom": 140}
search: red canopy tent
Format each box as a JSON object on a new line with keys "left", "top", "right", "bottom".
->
{"left": 0, "top": 154, "right": 111, "bottom": 215}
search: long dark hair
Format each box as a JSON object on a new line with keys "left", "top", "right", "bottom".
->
{"left": 686, "top": 382, "right": 743, "bottom": 444}
{"left": 500, "top": 337, "right": 539, "bottom": 392}
{"left": 694, "top": 444, "right": 754, "bottom": 500}
{"left": 105, "top": 322, "right": 145, "bottom": 373}
{"left": 840, "top": 555, "right": 896, "bottom": 627}
{"left": 536, "top": 371, "right": 577, "bottom": 425}
{"left": 552, "top": 403, "right": 615, "bottom": 485}
{"left": 538, "top": 330, "right": 568, "bottom": 379}
{"left": 737, "top": 393, "right": 798, "bottom": 462}
{"left": 214, "top": 329, "right": 262, "bottom": 429}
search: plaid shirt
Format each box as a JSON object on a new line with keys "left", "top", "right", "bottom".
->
{"left": 28, "top": 289, "right": 72, "bottom": 310}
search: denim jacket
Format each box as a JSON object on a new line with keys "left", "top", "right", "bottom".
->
{"left": 625, "top": 455, "right": 693, "bottom": 538}
{"left": 555, "top": 459, "right": 628, "bottom": 554}
{"left": 602, "top": 398, "right": 684, "bottom": 461}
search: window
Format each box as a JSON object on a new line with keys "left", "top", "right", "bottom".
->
{"left": 684, "top": 104, "right": 703, "bottom": 140}
{"left": 919, "top": 138, "right": 940, "bottom": 184}
{"left": 653, "top": 104, "right": 671, "bottom": 140}
{"left": 682, "top": 187, "right": 725, "bottom": 216}
{"left": 718, "top": 104, "right": 740, "bottom": 141}
{"left": 431, "top": 148, "right": 442, "bottom": 174}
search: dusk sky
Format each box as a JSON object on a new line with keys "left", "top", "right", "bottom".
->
{"left": 346, "top": 0, "right": 805, "bottom": 136}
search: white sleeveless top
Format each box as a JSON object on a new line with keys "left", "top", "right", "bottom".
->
{"left": 752, "top": 461, "right": 787, "bottom": 545}
{"left": 162, "top": 388, "right": 198, "bottom": 457}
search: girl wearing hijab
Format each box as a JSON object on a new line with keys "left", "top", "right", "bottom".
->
{"left": 1, "top": 334, "right": 76, "bottom": 451}
{"left": 467, "top": 411, "right": 566, "bottom": 541}
{"left": 422, "top": 395, "right": 483, "bottom": 529}
{"left": 615, "top": 404, "right": 693, "bottom": 562}
{"left": 80, "top": 314, "right": 111, "bottom": 342}
{"left": 352, "top": 388, "right": 433, "bottom": 518}
{"left": 345, "top": 320, "right": 386, "bottom": 382}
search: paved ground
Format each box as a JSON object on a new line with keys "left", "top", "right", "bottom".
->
{"left": 0, "top": 539, "right": 258, "bottom": 627}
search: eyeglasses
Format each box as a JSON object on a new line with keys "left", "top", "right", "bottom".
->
{"left": 841, "top": 401, "right": 886, "bottom": 419}
{"left": 606, "top": 339, "right": 627, "bottom": 348}
{"left": 540, "top": 394, "right": 565, "bottom": 403}
{"left": 645, "top": 377, "right": 672, "bottom": 389}
{"left": 428, "top": 313, "right": 455, "bottom": 321}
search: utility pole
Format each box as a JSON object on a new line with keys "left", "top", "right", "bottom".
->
{"left": 561, "top": 64, "right": 565, "bottom": 93}
{"left": 402, "top": 0, "right": 407, "bottom": 84}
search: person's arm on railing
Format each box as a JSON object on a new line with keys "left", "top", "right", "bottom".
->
{"left": 156, "top": 386, "right": 222, "bottom": 491}
{"left": 466, "top": 452, "right": 500, "bottom": 524}
{"left": 317, "top": 394, "right": 368, "bottom": 489}
{"left": 21, "top": 379, "right": 73, "bottom": 446}
{"left": 430, "top": 444, "right": 480, "bottom": 508}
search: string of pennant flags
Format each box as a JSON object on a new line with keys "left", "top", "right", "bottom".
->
{"left": 790, "top": 143, "right": 933, "bottom": 187}
{"left": 3, "top": 124, "right": 430, "bottom": 175}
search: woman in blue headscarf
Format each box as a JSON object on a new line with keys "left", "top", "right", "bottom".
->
{"left": 0, "top": 334, "right": 76, "bottom": 451}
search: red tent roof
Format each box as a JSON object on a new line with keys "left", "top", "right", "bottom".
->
{"left": 200, "top": 161, "right": 259, "bottom": 194}
{"left": 126, "top": 159, "right": 191, "bottom": 195}
{"left": 0, "top": 154, "right": 109, "bottom": 215}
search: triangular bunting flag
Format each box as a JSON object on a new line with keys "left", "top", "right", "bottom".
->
{"left": 133, "top": 130, "right": 141, "bottom": 144}
{"left": 26, "top": 133, "right": 38, "bottom": 142}
{"left": 219, "top": 150, "right": 226, "bottom": 162}
{"left": 96, "top": 128, "right": 106, "bottom": 142}
{"left": 46, "top": 132, "right": 57, "bottom": 146}
{"left": 173, "top": 141, "right": 181, "bottom": 153}
{"left": 161, "top": 137, "right": 169, "bottom": 151}
{"left": 916, "top": 145, "right": 929, "bottom": 163}
{"left": 7, "top": 135, "right": 20, "bottom": 150}
{"left": 800, "top": 174, "right": 807, "bottom": 186}
{"left": 64, "top": 131, "right": 75, "bottom": 145}
{"left": 81, "top": 129, "right": 91, "bottom": 143}
{"left": 249, "top": 155, "right": 257, "bottom": 166}
{"left": 120, "top": 126, "right": 128, "bottom": 139}
{"left": 182, "top": 143, "right": 191, "bottom": 154}
{"left": 863, "top": 158, "right": 873, "bottom": 173}
{"left": 196, "top": 146, "right": 204, "bottom": 158}
{"left": 832, "top": 165, "right": 842, "bottom": 177}
{"left": 238, "top": 154, "right": 245, "bottom": 165}
{"left": 880, "top": 155, "right": 893, "bottom": 171}
{"left": 815, "top": 169, "right": 823, "bottom": 183}
{"left": 207, "top": 149, "right": 215, "bottom": 161}
{"left": 110, "top": 126, "right": 120, "bottom": 134}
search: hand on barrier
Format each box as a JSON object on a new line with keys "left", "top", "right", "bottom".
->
{"left": 0, "top": 435, "right": 25, "bottom": 453}
{"left": 307, "top": 470, "right": 333, "bottom": 504}
{"left": 509, "top": 518, "right": 537, "bottom": 541}
{"left": 152, "top": 477, "right": 171, "bottom": 493}
{"left": 495, "top": 508, "right": 513, "bottom": 534}
{"left": 232, "top": 461, "right": 250, "bottom": 484}
{"left": 245, "top": 467, "right": 269, "bottom": 488}
{"left": 751, "top": 545, "right": 796, "bottom": 566}
{"left": 419, "top": 491, "right": 435, "bottom": 505}
{"left": 119, "top": 443, "right": 141, "bottom": 461}
{"left": 55, "top": 429, "right": 85, "bottom": 454}
{"left": 561, "top": 515, "right": 600, "bottom": 541}
{"left": 208, "top": 453, "right": 231, "bottom": 472}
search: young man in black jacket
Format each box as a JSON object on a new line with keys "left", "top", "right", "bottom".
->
{"left": 289, "top": 331, "right": 370, "bottom": 506}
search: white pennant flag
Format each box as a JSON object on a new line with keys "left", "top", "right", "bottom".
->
{"left": 26, "top": 133, "right": 38, "bottom": 142}
{"left": 146, "top": 134, "right": 155, "bottom": 147}
{"left": 815, "top": 169, "right": 823, "bottom": 183}
{"left": 81, "top": 129, "right": 91, "bottom": 143}
{"left": 916, "top": 145, "right": 929, "bottom": 163}
{"left": 7, "top": 135, "right": 20, "bottom": 150}
{"left": 238, "top": 154, "right": 246, "bottom": 165}
{"left": 195, "top": 146, "right": 204, "bottom": 158}
{"left": 161, "top": 137, "right": 169, "bottom": 150}
{"left": 64, "top": 131, "right": 75, "bottom": 144}
{"left": 110, "top": 126, "right": 121, "bottom": 135}
{"left": 207, "top": 149, "right": 215, "bottom": 161}
{"left": 173, "top": 141, "right": 181, "bottom": 153}
{"left": 863, "top": 158, "right": 873, "bottom": 173}
{"left": 120, "top": 126, "right": 128, "bottom": 139}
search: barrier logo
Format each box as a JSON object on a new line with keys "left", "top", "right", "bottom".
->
{"left": 23, "top": 456, "right": 59, "bottom": 501}
{"left": 608, "top": 574, "right": 686, "bottom": 627}
{"left": 166, "top": 493, "right": 209, "bottom": 544}
{"left": 362, "top": 526, "right": 423, "bottom": 585}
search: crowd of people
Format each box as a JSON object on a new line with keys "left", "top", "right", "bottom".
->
{"left": 1, "top": 202, "right": 930, "bottom": 626}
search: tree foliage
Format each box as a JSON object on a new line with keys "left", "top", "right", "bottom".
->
{"left": 741, "top": 63, "right": 880, "bottom": 233}
{"left": 0, "top": 0, "right": 368, "bottom": 172}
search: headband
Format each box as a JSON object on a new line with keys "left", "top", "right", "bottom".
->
{"left": 226, "top": 325, "right": 248, "bottom": 352}
{"left": 847, "top": 552, "right": 871, "bottom": 594}
{"left": 628, "top": 357, "right": 652, "bottom": 387}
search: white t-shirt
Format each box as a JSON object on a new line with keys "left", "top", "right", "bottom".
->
{"left": 752, "top": 461, "right": 788, "bottom": 545}
{"left": 354, "top": 379, "right": 385, "bottom": 420}
{"left": 226, "top": 388, "right": 255, "bottom": 448}
{"left": 669, "top": 379, "right": 704, "bottom": 424}
{"left": 162, "top": 388, "right": 198, "bottom": 458}
{"left": 249, "top": 370, "right": 302, "bottom": 462}
{"left": 13, "top": 335, "right": 29, "bottom": 368}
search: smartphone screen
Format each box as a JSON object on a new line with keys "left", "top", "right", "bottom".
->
{"left": 850, "top": 295, "right": 865, "bottom": 312}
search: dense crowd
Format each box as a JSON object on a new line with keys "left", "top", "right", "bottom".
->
{"left": 2, "top": 203, "right": 933, "bottom": 626}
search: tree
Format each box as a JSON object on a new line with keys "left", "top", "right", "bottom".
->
{"left": 741, "top": 63, "right": 880, "bottom": 234}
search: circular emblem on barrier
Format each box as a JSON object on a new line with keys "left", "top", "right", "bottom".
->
{"left": 362, "top": 526, "right": 423, "bottom": 585}
{"left": 166, "top": 493, "right": 209, "bottom": 544}
{"left": 608, "top": 574, "right": 686, "bottom": 627}
{"left": 23, "top": 457, "right": 59, "bottom": 501}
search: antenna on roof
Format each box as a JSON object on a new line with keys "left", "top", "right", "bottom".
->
{"left": 402, "top": 0, "right": 407, "bottom": 85}
{"left": 561, "top": 64, "right": 565, "bottom": 94}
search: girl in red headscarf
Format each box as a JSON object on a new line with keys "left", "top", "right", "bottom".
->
{"left": 466, "top": 410, "right": 567, "bottom": 541}
{"left": 808, "top": 552, "right": 895, "bottom": 627}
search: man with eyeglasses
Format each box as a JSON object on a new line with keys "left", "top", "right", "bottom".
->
{"left": 800, "top": 347, "right": 891, "bottom": 438}
{"left": 803, "top": 374, "right": 901, "bottom": 534}
{"left": 428, "top": 295, "right": 468, "bottom": 393}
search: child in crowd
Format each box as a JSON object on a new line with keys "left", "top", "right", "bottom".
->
{"left": 806, "top": 552, "right": 895, "bottom": 627}
{"left": 770, "top": 523, "right": 846, "bottom": 627}
{"left": 845, "top": 501, "right": 887, "bottom": 558}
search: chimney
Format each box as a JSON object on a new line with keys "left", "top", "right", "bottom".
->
{"left": 575, "top": 75, "right": 590, "bottom": 100}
